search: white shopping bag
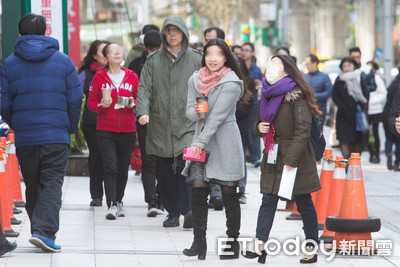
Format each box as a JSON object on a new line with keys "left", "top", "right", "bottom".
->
{"left": 278, "top": 166, "right": 298, "bottom": 200}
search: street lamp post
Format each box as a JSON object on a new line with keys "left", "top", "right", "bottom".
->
{"left": 282, "top": 0, "right": 289, "bottom": 46}
{"left": 383, "top": 0, "right": 393, "bottom": 85}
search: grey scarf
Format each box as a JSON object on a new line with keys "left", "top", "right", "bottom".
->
{"left": 339, "top": 69, "right": 367, "bottom": 103}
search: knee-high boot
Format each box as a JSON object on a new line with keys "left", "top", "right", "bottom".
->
{"left": 220, "top": 192, "right": 241, "bottom": 260}
{"left": 183, "top": 187, "right": 209, "bottom": 260}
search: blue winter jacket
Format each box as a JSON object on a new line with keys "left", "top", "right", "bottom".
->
{"left": 249, "top": 63, "right": 263, "bottom": 109}
{"left": 303, "top": 70, "right": 333, "bottom": 113}
{"left": 0, "top": 35, "right": 83, "bottom": 147}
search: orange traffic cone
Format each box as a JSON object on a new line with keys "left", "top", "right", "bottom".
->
{"left": 326, "top": 153, "right": 381, "bottom": 253}
{"left": 0, "top": 195, "right": 4, "bottom": 235}
{"left": 314, "top": 149, "right": 334, "bottom": 230}
{"left": 320, "top": 156, "right": 346, "bottom": 243}
{"left": 286, "top": 201, "right": 302, "bottom": 220}
{"left": 0, "top": 137, "right": 21, "bottom": 225}
{"left": 0, "top": 148, "right": 19, "bottom": 237}
{"left": 7, "top": 134, "right": 25, "bottom": 207}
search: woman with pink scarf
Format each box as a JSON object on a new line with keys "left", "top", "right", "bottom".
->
{"left": 182, "top": 39, "right": 252, "bottom": 260}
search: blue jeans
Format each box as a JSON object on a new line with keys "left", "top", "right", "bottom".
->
{"left": 256, "top": 194, "right": 318, "bottom": 244}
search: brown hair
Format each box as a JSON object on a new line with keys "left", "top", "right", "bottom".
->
{"left": 272, "top": 55, "right": 321, "bottom": 115}
{"left": 78, "top": 40, "right": 111, "bottom": 74}
{"left": 340, "top": 56, "right": 358, "bottom": 71}
{"left": 202, "top": 39, "right": 252, "bottom": 105}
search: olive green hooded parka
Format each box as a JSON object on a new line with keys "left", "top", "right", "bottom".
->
{"left": 136, "top": 16, "right": 202, "bottom": 157}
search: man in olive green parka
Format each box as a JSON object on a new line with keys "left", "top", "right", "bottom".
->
{"left": 136, "top": 16, "right": 202, "bottom": 228}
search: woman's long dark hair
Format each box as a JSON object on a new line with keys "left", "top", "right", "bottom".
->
{"left": 237, "top": 57, "right": 256, "bottom": 97}
{"left": 202, "top": 39, "right": 251, "bottom": 105}
{"left": 78, "top": 40, "right": 111, "bottom": 74}
{"left": 272, "top": 54, "right": 321, "bottom": 115}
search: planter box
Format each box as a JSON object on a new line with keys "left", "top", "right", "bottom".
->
{"left": 66, "top": 153, "right": 89, "bottom": 176}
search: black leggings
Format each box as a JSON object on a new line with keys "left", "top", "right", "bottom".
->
{"left": 366, "top": 122, "right": 381, "bottom": 158}
{"left": 136, "top": 122, "right": 157, "bottom": 204}
{"left": 97, "top": 130, "right": 135, "bottom": 208}
{"left": 192, "top": 180, "right": 236, "bottom": 195}
{"left": 340, "top": 144, "right": 363, "bottom": 160}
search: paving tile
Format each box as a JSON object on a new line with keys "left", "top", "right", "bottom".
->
{"left": 95, "top": 254, "right": 139, "bottom": 267}
{"left": 1, "top": 142, "right": 400, "bottom": 266}
{"left": 51, "top": 253, "right": 95, "bottom": 267}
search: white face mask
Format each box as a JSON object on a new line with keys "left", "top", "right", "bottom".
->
{"left": 266, "top": 66, "right": 283, "bottom": 85}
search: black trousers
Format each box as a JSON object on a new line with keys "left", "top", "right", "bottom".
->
{"left": 0, "top": 222, "right": 6, "bottom": 245}
{"left": 97, "top": 131, "right": 135, "bottom": 208}
{"left": 17, "top": 143, "right": 69, "bottom": 240}
{"left": 155, "top": 156, "right": 192, "bottom": 217}
{"left": 136, "top": 122, "right": 157, "bottom": 204}
{"left": 82, "top": 123, "right": 104, "bottom": 200}
{"left": 248, "top": 107, "right": 261, "bottom": 163}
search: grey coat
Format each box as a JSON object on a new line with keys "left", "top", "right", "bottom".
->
{"left": 182, "top": 71, "right": 244, "bottom": 182}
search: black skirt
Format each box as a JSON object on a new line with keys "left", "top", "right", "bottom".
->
{"left": 186, "top": 161, "right": 244, "bottom": 187}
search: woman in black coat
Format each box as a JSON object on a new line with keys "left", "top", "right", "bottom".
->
{"left": 332, "top": 57, "right": 369, "bottom": 159}
{"left": 236, "top": 58, "right": 256, "bottom": 204}
{"left": 385, "top": 72, "right": 400, "bottom": 170}
{"left": 78, "top": 40, "right": 111, "bottom": 206}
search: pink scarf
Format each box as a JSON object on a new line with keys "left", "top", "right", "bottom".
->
{"left": 198, "top": 66, "right": 232, "bottom": 96}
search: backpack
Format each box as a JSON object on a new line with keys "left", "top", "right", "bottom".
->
{"left": 290, "top": 100, "right": 326, "bottom": 161}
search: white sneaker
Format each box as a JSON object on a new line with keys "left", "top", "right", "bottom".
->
{"left": 116, "top": 202, "right": 125, "bottom": 217}
{"left": 106, "top": 206, "right": 118, "bottom": 220}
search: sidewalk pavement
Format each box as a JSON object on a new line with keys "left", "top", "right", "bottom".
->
{"left": 0, "top": 148, "right": 399, "bottom": 266}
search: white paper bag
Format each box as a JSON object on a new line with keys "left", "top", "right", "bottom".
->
{"left": 278, "top": 166, "right": 298, "bottom": 200}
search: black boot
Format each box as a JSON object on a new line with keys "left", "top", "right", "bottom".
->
{"left": 369, "top": 146, "right": 376, "bottom": 163}
{"left": 183, "top": 187, "right": 209, "bottom": 260}
{"left": 220, "top": 192, "right": 241, "bottom": 260}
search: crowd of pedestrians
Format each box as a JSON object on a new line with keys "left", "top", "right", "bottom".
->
{"left": 1, "top": 12, "right": 400, "bottom": 264}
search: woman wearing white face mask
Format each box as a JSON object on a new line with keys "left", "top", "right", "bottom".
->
{"left": 242, "top": 55, "right": 321, "bottom": 264}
